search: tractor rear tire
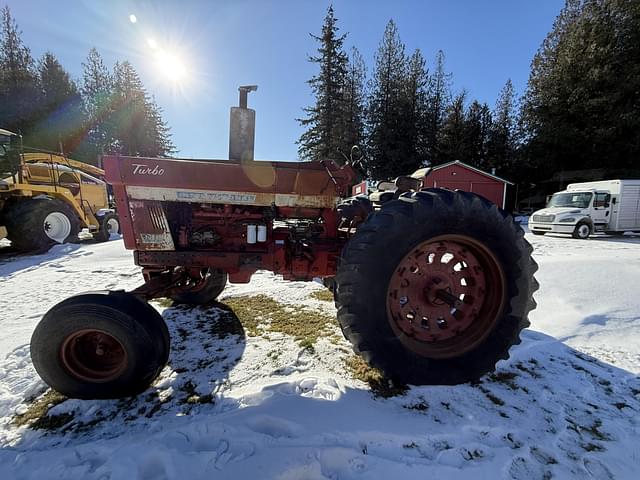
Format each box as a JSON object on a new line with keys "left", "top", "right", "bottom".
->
{"left": 335, "top": 189, "right": 538, "bottom": 386}
{"left": 30, "top": 292, "right": 170, "bottom": 399}
{"left": 171, "top": 269, "right": 228, "bottom": 305}
{"left": 93, "top": 212, "right": 121, "bottom": 242}
{"left": 5, "top": 197, "right": 80, "bottom": 252}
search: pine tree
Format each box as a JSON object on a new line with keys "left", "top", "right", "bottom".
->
{"left": 437, "top": 91, "right": 467, "bottom": 163}
{"left": 112, "top": 60, "right": 147, "bottom": 155}
{"left": 398, "top": 49, "right": 429, "bottom": 171}
{"left": 297, "top": 6, "right": 348, "bottom": 162}
{"left": 0, "top": 6, "right": 40, "bottom": 136}
{"left": 339, "top": 47, "right": 367, "bottom": 163}
{"left": 31, "top": 52, "right": 84, "bottom": 153}
{"left": 147, "top": 98, "right": 175, "bottom": 157}
{"left": 365, "top": 20, "right": 407, "bottom": 179}
{"left": 464, "top": 100, "right": 492, "bottom": 169}
{"left": 488, "top": 79, "right": 516, "bottom": 173}
{"left": 424, "top": 50, "right": 452, "bottom": 164}
{"left": 80, "top": 47, "right": 114, "bottom": 163}
{"left": 112, "top": 61, "right": 174, "bottom": 156}
{"left": 521, "top": 0, "right": 640, "bottom": 175}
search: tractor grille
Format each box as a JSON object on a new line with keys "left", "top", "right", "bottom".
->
{"left": 532, "top": 214, "right": 555, "bottom": 223}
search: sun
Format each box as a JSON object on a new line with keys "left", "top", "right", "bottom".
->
{"left": 154, "top": 50, "right": 187, "bottom": 83}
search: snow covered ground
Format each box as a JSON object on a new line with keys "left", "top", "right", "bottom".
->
{"left": 0, "top": 231, "right": 638, "bottom": 479}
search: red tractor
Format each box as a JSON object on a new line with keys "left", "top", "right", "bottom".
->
{"left": 30, "top": 88, "right": 537, "bottom": 399}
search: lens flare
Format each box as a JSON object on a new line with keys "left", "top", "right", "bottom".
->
{"left": 129, "top": 14, "right": 137, "bottom": 23}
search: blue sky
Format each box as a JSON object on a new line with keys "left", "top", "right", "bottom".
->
{"left": 8, "top": 0, "right": 563, "bottom": 160}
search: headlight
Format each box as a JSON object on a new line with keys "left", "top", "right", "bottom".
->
{"left": 559, "top": 217, "right": 575, "bottom": 222}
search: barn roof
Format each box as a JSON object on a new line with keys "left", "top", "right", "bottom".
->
{"left": 431, "top": 160, "right": 514, "bottom": 185}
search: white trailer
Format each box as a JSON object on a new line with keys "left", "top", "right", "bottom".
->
{"left": 529, "top": 179, "right": 640, "bottom": 239}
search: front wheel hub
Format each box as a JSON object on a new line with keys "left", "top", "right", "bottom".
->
{"left": 387, "top": 234, "right": 506, "bottom": 359}
{"left": 60, "top": 329, "right": 128, "bottom": 382}
{"left": 43, "top": 212, "right": 71, "bottom": 243}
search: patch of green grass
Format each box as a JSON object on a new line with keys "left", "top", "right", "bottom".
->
{"left": 222, "top": 294, "right": 334, "bottom": 347}
{"left": 12, "top": 390, "right": 67, "bottom": 429}
{"left": 179, "top": 380, "right": 215, "bottom": 405}
{"left": 345, "top": 355, "right": 407, "bottom": 398}
{"left": 582, "top": 442, "right": 605, "bottom": 452}
{"left": 31, "top": 412, "right": 75, "bottom": 430}
{"left": 153, "top": 297, "right": 174, "bottom": 308}
{"left": 485, "top": 392, "right": 505, "bottom": 406}
{"left": 583, "top": 419, "right": 612, "bottom": 441}
{"left": 404, "top": 400, "right": 429, "bottom": 412}
{"left": 514, "top": 362, "right": 542, "bottom": 379}
{"left": 267, "top": 349, "right": 282, "bottom": 361}
{"left": 488, "top": 371, "right": 520, "bottom": 391}
{"left": 476, "top": 384, "right": 506, "bottom": 406}
{"left": 309, "top": 289, "right": 334, "bottom": 302}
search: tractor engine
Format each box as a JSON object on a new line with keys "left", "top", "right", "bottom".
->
{"left": 105, "top": 154, "right": 355, "bottom": 284}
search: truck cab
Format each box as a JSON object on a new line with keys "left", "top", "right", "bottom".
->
{"left": 529, "top": 179, "right": 640, "bottom": 239}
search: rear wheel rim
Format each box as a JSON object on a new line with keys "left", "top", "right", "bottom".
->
{"left": 60, "top": 329, "right": 128, "bottom": 382}
{"left": 386, "top": 234, "right": 506, "bottom": 359}
{"left": 43, "top": 212, "right": 71, "bottom": 243}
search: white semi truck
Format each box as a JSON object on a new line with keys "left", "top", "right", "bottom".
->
{"left": 529, "top": 179, "right": 640, "bottom": 239}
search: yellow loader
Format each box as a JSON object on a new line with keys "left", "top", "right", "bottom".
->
{"left": 0, "top": 129, "right": 120, "bottom": 252}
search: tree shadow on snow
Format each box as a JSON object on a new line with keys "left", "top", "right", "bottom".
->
{"left": 0, "top": 243, "right": 84, "bottom": 278}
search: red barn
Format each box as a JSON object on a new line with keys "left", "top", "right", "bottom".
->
{"left": 421, "top": 160, "right": 513, "bottom": 209}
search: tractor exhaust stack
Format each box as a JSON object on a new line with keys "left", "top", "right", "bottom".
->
{"left": 229, "top": 85, "right": 258, "bottom": 161}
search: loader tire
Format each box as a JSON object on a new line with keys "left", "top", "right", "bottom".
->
{"left": 93, "top": 212, "right": 121, "bottom": 242}
{"left": 5, "top": 197, "right": 80, "bottom": 252}
{"left": 335, "top": 189, "right": 538, "bottom": 386}
{"left": 30, "top": 292, "right": 170, "bottom": 399}
{"left": 171, "top": 268, "right": 228, "bottom": 305}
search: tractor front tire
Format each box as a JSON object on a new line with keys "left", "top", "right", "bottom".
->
{"left": 5, "top": 197, "right": 80, "bottom": 252}
{"left": 335, "top": 189, "right": 538, "bottom": 386}
{"left": 171, "top": 269, "right": 228, "bottom": 305}
{"left": 93, "top": 212, "right": 121, "bottom": 242}
{"left": 30, "top": 292, "right": 170, "bottom": 399}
